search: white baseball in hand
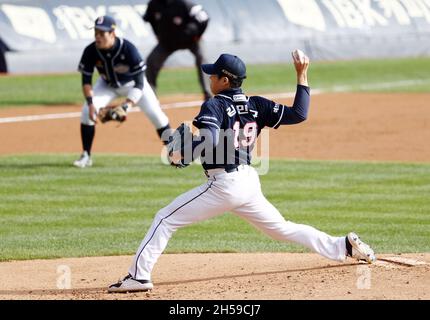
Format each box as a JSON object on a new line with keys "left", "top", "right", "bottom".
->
{"left": 292, "top": 49, "right": 306, "bottom": 63}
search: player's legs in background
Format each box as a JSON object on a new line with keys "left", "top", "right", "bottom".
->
{"left": 0, "top": 39, "right": 8, "bottom": 73}
{"left": 232, "top": 167, "right": 347, "bottom": 262}
{"left": 145, "top": 43, "right": 172, "bottom": 93}
{"left": 128, "top": 177, "right": 237, "bottom": 281}
{"left": 74, "top": 78, "right": 117, "bottom": 168}
{"left": 189, "top": 42, "right": 211, "bottom": 100}
{"left": 0, "top": 50, "right": 7, "bottom": 73}
{"left": 134, "top": 77, "right": 171, "bottom": 143}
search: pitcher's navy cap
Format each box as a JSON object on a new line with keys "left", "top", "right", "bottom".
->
{"left": 94, "top": 16, "right": 116, "bottom": 32}
{"left": 201, "top": 54, "right": 246, "bottom": 79}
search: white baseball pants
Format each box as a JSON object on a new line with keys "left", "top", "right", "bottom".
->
{"left": 129, "top": 165, "right": 347, "bottom": 280}
{"left": 80, "top": 77, "right": 169, "bottom": 129}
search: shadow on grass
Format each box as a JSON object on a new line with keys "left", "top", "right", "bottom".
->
{"left": 0, "top": 162, "right": 74, "bottom": 169}
{"left": 0, "top": 161, "right": 169, "bottom": 171}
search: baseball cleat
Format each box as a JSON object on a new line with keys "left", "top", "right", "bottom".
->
{"left": 108, "top": 274, "right": 153, "bottom": 293}
{"left": 73, "top": 151, "right": 92, "bottom": 168}
{"left": 346, "top": 232, "right": 376, "bottom": 264}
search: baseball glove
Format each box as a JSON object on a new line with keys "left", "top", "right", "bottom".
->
{"left": 167, "top": 123, "right": 192, "bottom": 168}
{"left": 98, "top": 104, "right": 128, "bottom": 123}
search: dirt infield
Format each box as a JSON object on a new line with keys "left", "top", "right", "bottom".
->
{"left": 0, "top": 253, "right": 429, "bottom": 300}
{"left": 1, "top": 92, "right": 430, "bottom": 161}
{"left": 1, "top": 92, "right": 429, "bottom": 300}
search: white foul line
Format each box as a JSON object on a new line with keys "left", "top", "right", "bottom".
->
{"left": 0, "top": 112, "right": 82, "bottom": 124}
{"left": 0, "top": 100, "right": 208, "bottom": 124}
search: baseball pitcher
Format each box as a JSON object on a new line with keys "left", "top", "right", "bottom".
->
{"left": 108, "top": 52, "right": 376, "bottom": 293}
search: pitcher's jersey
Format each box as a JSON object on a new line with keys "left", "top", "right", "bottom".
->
{"left": 193, "top": 88, "right": 289, "bottom": 171}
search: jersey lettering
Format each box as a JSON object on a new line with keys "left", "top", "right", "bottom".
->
{"left": 226, "top": 105, "right": 237, "bottom": 117}
{"left": 236, "top": 104, "right": 249, "bottom": 114}
{"left": 233, "top": 121, "right": 258, "bottom": 149}
{"left": 241, "top": 122, "right": 257, "bottom": 147}
{"left": 250, "top": 109, "right": 258, "bottom": 118}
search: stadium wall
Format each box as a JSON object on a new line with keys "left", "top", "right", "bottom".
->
{"left": 0, "top": 0, "right": 430, "bottom": 74}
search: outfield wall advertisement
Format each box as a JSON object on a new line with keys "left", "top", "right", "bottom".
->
{"left": 0, "top": 0, "right": 429, "bottom": 73}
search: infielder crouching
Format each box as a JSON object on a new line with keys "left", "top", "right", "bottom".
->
{"left": 74, "top": 16, "right": 171, "bottom": 168}
{"left": 108, "top": 51, "right": 376, "bottom": 293}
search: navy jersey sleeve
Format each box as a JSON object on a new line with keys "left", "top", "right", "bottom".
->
{"left": 252, "top": 96, "right": 283, "bottom": 129}
{"left": 253, "top": 85, "right": 310, "bottom": 129}
{"left": 78, "top": 44, "right": 95, "bottom": 76}
{"left": 192, "top": 100, "right": 223, "bottom": 130}
{"left": 124, "top": 40, "right": 146, "bottom": 76}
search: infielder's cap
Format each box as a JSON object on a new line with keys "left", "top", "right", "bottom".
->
{"left": 94, "top": 16, "right": 116, "bottom": 32}
{"left": 201, "top": 54, "right": 247, "bottom": 80}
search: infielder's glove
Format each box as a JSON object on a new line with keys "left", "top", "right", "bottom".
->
{"left": 98, "top": 104, "right": 128, "bottom": 123}
{"left": 167, "top": 123, "right": 192, "bottom": 169}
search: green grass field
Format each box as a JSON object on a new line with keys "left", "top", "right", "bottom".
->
{"left": 0, "top": 57, "right": 429, "bottom": 262}
{"left": 1, "top": 57, "right": 429, "bottom": 107}
{"left": 0, "top": 155, "right": 429, "bottom": 261}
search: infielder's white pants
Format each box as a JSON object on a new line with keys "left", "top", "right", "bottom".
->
{"left": 80, "top": 77, "right": 169, "bottom": 128}
{"left": 129, "top": 165, "right": 347, "bottom": 280}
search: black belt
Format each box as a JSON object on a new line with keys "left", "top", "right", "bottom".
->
{"left": 225, "top": 167, "right": 239, "bottom": 173}
{"left": 204, "top": 166, "right": 239, "bottom": 177}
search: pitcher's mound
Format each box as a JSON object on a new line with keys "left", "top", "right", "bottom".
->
{"left": 0, "top": 253, "right": 428, "bottom": 300}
